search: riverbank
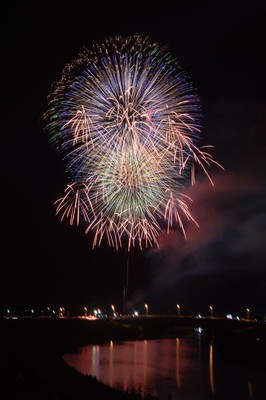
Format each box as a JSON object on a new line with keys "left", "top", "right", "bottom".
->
{"left": 0, "top": 317, "right": 165, "bottom": 399}
{"left": 1, "top": 317, "right": 265, "bottom": 399}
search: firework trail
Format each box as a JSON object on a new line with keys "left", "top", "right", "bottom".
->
{"left": 44, "top": 34, "right": 222, "bottom": 250}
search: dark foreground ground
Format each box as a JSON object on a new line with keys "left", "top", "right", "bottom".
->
{"left": 0, "top": 316, "right": 265, "bottom": 399}
{"left": 0, "top": 317, "right": 159, "bottom": 400}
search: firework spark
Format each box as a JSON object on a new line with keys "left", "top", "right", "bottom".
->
{"left": 44, "top": 34, "right": 223, "bottom": 250}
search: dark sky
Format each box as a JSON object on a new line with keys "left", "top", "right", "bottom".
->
{"left": 2, "top": 1, "right": 266, "bottom": 318}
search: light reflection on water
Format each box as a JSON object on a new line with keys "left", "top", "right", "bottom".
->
{"left": 63, "top": 333, "right": 265, "bottom": 400}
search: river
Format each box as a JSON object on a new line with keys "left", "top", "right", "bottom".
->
{"left": 63, "top": 330, "right": 265, "bottom": 399}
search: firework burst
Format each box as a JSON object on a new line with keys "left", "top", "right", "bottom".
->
{"left": 44, "top": 34, "right": 222, "bottom": 250}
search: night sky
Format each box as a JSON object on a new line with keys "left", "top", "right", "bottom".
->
{"left": 2, "top": 1, "right": 266, "bottom": 318}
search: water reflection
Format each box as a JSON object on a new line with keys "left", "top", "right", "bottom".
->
{"left": 91, "top": 345, "right": 100, "bottom": 377}
{"left": 176, "top": 338, "right": 180, "bottom": 390}
{"left": 63, "top": 335, "right": 265, "bottom": 400}
{"left": 108, "top": 340, "right": 113, "bottom": 386}
{"left": 209, "top": 342, "right": 215, "bottom": 394}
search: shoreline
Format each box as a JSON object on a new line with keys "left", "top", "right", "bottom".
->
{"left": 1, "top": 317, "right": 265, "bottom": 399}
{"left": 0, "top": 317, "right": 166, "bottom": 399}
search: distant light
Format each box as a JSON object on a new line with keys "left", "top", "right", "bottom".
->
{"left": 77, "top": 315, "right": 97, "bottom": 320}
{"left": 226, "top": 314, "right": 233, "bottom": 319}
{"left": 93, "top": 308, "right": 102, "bottom": 317}
{"left": 133, "top": 311, "right": 139, "bottom": 317}
{"left": 195, "top": 327, "right": 203, "bottom": 333}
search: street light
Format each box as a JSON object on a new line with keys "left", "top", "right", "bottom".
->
{"left": 176, "top": 304, "right": 180, "bottom": 316}
{"left": 246, "top": 308, "right": 250, "bottom": 320}
{"left": 111, "top": 304, "right": 115, "bottom": 317}
{"left": 144, "top": 303, "right": 148, "bottom": 316}
{"left": 209, "top": 305, "right": 213, "bottom": 318}
{"left": 84, "top": 307, "right": 87, "bottom": 316}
